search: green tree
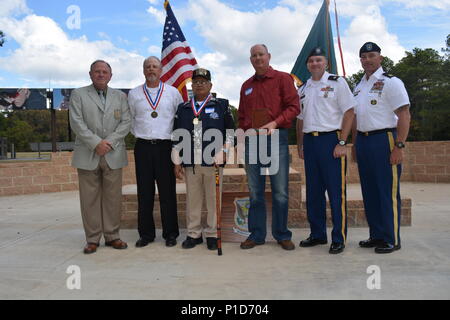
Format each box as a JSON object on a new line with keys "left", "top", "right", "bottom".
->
{"left": 9, "top": 110, "right": 70, "bottom": 143}
{"left": 442, "top": 34, "right": 450, "bottom": 56}
{"left": 125, "top": 132, "right": 136, "bottom": 150}
{"left": 0, "top": 117, "right": 35, "bottom": 151}
{"left": 0, "top": 30, "right": 5, "bottom": 47}
{"left": 392, "top": 48, "right": 450, "bottom": 141}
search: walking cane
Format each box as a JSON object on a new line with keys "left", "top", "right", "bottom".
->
{"left": 215, "top": 165, "right": 223, "bottom": 256}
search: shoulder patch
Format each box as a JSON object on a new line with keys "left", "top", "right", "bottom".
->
{"left": 383, "top": 72, "right": 394, "bottom": 78}
{"left": 328, "top": 75, "right": 340, "bottom": 81}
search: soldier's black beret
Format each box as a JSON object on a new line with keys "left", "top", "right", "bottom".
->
{"left": 359, "top": 42, "right": 381, "bottom": 56}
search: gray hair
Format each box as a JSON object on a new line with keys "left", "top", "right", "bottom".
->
{"left": 250, "top": 44, "right": 269, "bottom": 54}
{"left": 90, "top": 60, "right": 112, "bottom": 72}
{"left": 143, "top": 56, "right": 162, "bottom": 68}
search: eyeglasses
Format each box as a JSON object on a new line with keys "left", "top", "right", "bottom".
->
{"left": 192, "top": 80, "right": 209, "bottom": 86}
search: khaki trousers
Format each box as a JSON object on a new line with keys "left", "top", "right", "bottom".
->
{"left": 184, "top": 166, "right": 223, "bottom": 239}
{"left": 77, "top": 156, "right": 123, "bottom": 244}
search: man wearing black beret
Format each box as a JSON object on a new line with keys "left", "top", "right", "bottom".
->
{"left": 296, "top": 47, "right": 356, "bottom": 254}
{"left": 352, "top": 42, "right": 411, "bottom": 254}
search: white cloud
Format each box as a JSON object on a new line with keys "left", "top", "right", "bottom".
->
{"left": 147, "top": 45, "right": 160, "bottom": 55}
{"left": 0, "top": 14, "right": 145, "bottom": 89}
{"left": 337, "top": 5, "right": 406, "bottom": 76}
{"left": 98, "top": 32, "right": 110, "bottom": 40}
{"left": 181, "top": 0, "right": 408, "bottom": 105}
{"left": 183, "top": 0, "right": 411, "bottom": 102}
{"left": 186, "top": 0, "right": 319, "bottom": 68}
{"left": 147, "top": 6, "right": 166, "bottom": 25}
{"left": 0, "top": 0, "right": 30, "bottom": 17}
{"left": 390, "top": 0, "right": 450, "bottom": 10}
{"left": 180, "top": 0, "right": 322, "bottom": 105}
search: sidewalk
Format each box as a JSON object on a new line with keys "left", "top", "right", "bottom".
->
{"left": 0, "top": 182, "right": 449, "bottom": 300}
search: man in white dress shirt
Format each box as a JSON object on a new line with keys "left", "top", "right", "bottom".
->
{"left": 128, "top": 56, "right": 183, "bottom": 248}
{"left": 352, "top": 42, "right": 411, "bottom": 254}
{"left": 296, "top": 47, "right": 355, "bottom": 254}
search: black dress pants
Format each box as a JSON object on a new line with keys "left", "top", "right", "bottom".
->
{"left": 134, "top": 138, "right": 179, "bottom": 241}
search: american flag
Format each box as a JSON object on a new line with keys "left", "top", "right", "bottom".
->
{"left": 161, "top": 0, "right": 198, "bottom": 101}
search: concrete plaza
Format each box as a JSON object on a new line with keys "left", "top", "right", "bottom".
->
{"left": 0, "top": 182, "right": 449, "bottom": 300}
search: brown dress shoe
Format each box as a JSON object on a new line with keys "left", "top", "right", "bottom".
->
{"left": 240, "top": 239, "right": 265, "bottom": 249}
{"left": 105, "top": 239, "right": 128, "bottom": 250}
{"left": 277, "top": 240, "right": 295, "bottom": 251}
{"left": 83, "top": 243, "right": 98, "bottom": 254}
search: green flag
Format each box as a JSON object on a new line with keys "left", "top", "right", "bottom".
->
{"left": 291, "top": 0, "right": 337, "bottom": 85}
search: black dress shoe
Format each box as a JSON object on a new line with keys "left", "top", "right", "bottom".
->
{"left": 165, "top": 238, "right": 177, "bottom": 247}
{"left": 206, "top": 237, "right": 218, "bottom": 250}
{"left": 182, "top": 236, "right": 203, "bottom": 249}
{"left": 375, "top": 242, "right": 401, "bottom": 254}
{"left": 135, "top": 238, "right": 154, "bottom": 248}
{"left": 359, "top": 238, "right": 384, "bottom": 248}
{"left": 299, "top": 237, "right": 328, "bottom": 247}
{"left": 329, "top": 242, "right": 345, "bottom": 254}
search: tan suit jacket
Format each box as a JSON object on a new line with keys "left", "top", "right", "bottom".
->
{"left": 69, "top": 84, "right": 131, "bottom": 170}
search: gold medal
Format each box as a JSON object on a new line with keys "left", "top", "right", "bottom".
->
{"left": 143, "top": 82, "right": 164, "bottom": 119}
{"left": 193, "top": 118, "right": 199, "bottom": 125}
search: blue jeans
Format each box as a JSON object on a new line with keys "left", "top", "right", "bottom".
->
{"left": 244, "top": 129, "right": 292, "bottom": 242}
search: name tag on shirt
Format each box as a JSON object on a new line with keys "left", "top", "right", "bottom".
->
{"left": 205, "top": 108, "right": 214, "bottom": 114}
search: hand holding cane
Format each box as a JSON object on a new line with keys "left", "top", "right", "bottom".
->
{"left": 214, "top": 164, "right": 223, "bottom": 256}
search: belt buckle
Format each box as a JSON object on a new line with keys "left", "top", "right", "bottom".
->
{"left": 364, "top": 132, "right": 369, "bottom": 136}
{"left": 312, "top": 132, "right": 319, "bottom": 137}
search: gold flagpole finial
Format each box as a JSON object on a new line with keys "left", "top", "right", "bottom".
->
{"left": 164, "top": 0, "right": 169, "bottom": 10}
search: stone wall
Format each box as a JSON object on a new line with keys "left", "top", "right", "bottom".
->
{"left": 0, "top": 141, "right": 449, "bottom": 197}
{"left": 289, "top": 141, "right": 450, "bottom": 184}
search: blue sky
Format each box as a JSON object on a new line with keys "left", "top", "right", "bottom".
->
{"left": 1, "top": 0, "right": 449, "bottom": 106}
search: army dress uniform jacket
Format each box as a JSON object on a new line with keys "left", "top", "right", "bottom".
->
{"left": 173, "top": 97, "right": 235, "bottom": 168}
{"left": 353, "top": 67, "right": 410, "bottom": 132}
{"left": 69, "top": 84, "right": 131, "bottom": 170}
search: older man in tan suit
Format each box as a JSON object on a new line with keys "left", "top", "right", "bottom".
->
{"left": 70, "top": 60, "right": 131, "bottom": 254}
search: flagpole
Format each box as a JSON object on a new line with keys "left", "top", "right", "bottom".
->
{"left": 334, "top": 0, "right": 346, "bottom": 77}
{"left": 325, "top": 0, "right": 333, "bottom": 72}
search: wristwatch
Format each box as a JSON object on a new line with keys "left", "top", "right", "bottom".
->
{"left": 395, "top": 141, "right": 405, "bottom": 149}
{"left": 338, "top": 140, "right": 347, "bottom": 146}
